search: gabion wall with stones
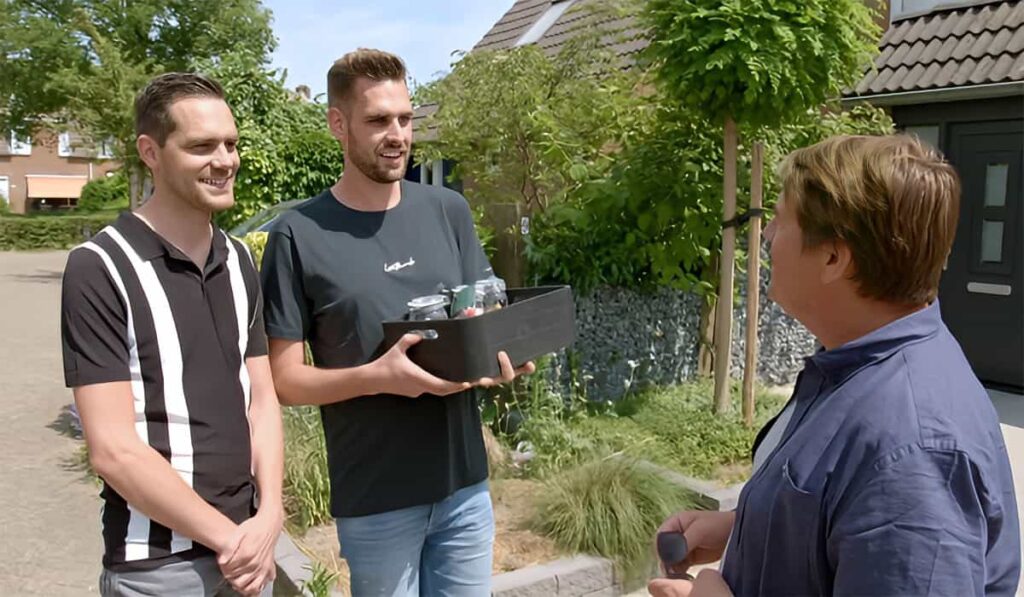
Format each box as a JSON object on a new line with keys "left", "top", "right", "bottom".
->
{"left": 730, "top": 250, "right": 819, "bottom": 386}
{"left": 550, "top": 255, "right": 816, "bottom": 402}
{"left": 548, "top": 286, "right": 705, "bottom": 402}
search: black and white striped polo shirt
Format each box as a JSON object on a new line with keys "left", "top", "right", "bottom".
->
{"left": 60, "top": 211, "right": 267, "bottom": 571}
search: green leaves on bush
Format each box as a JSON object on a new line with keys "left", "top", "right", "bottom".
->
{"left": 526, "top": 102, "right": 893, "bottom": 294}
{"left": 533, "top": 457, "right": 694, "bottom": 581}
{"left": 78, "top": 172, "right": 129, "bottom": 212}
{"left": 240, "top": 231, "right": 267, "bottom": 268}
{"left": 0, "top": 213, "right": 118, "bottom": 250}
{"left": 513, "top": 379, "right": 789, "bottom": 482}
{"left": 415, "top": 2, "right": 648, "bottom": 214}
{"left": 199, "top": 54, "right": 342, "bottom": 231}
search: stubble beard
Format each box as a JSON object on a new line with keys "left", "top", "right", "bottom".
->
{"left": 350, "top": 140, "right": 407, "bottom": 184}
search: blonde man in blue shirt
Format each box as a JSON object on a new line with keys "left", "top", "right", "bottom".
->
{"left": 651, "top": 135, "right": 1020, "bottom": 597}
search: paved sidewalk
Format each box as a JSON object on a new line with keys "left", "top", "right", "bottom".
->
{"left": 0, "top": 250, "right": 103, "bottom": 595}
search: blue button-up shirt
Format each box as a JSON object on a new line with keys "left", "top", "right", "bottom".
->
{"left": 722, "top": 302, "right": 1020, "bottom": 596}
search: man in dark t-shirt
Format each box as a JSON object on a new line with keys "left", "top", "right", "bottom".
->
{"left": 261, "top": 49, "right": 532, "bottom": 597}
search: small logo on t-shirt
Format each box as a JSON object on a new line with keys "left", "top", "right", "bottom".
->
{"left": 384, "top": 257, "right": 416, "bottom": 273}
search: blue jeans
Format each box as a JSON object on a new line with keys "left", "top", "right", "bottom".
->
{"left": 336, "top": 480, "right": 494, "bottom": 597}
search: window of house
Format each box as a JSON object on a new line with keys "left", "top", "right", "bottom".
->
{"left": 891, "top": 0, "right": 973, "bottom": 21}
{"left": 58, "top": 132, "right": 73, "bottom": 157}
{"left": 9, "top": 132, "right": 31, "bottom": 156}
{"left": 418, "top": 159, "right": 446, "bottom": 188}
{"left": 98, "top": 138, "right": 115, "bottom": 159}
{"left": 515, "top": 0, "right": 577, "bottom": 46}
{"left": 903, "top": 125, "right": 940, "bottom": 151}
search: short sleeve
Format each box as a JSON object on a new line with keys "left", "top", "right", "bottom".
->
{"left": 239, "top": 243, "right": 268, "bottom": 358}
{"left": 829, "top": 447, "right": 998, "bottom": 596}
{"left": 61, "top": 247, "right": 132, "bottom": 387}
{"left": 260, "top": 226, "right": 310, "bottom": 341}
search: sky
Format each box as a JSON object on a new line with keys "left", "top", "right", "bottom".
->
{"left": 261, "top": 0, "right": 516, "bottom": 100}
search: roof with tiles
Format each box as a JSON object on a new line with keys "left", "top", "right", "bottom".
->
{"left": 849, "top": 0, "right": 1024, "bottom": 97}
{"left": 472, "top": 0, "right": 647, "bottom": 62}
{"left": 413, "top": 0, "right": 645, "bottom": 135}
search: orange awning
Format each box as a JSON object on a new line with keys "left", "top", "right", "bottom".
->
{"left": 26, "top": 176, "right": 88, "bottom": 199}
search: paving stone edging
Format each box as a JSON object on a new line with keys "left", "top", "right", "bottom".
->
{"left": 272, "top": 463, "right": 746, "bottom": 596}
{"left": 273, "top": 532, "right": 318, "bottom": 596}
{"left": 635, "top": 460, "right": 746, "bottom": 512}
{"left": 274, "top": 535, "right": 621, "bottom": 597}
{"left": 491, "top": 555, "right": 620, "bottom": 597}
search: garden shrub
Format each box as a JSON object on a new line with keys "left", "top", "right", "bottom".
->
{"left": 78, "top": 172, "right": 129, "bottom": 212}
{"left": 281, "top": 406, "right": 331, "bottom": 534}
{"left": 512, "top": 379, "right": 788, "bottom": 482}
{"left": 0, "top": 213, "right": 118, "bottom": 250}
{"left": 532, "top": 456, "right": 694, "bottom": 582}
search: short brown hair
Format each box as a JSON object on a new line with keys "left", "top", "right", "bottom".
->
{"left": 327, "top": 49, "right": 407, "bottom": 110}
{"left": 779, "top": 134, "right": 960, "bottom": 304}
{"left": 135, "top": 72, "right": 225, "bottom": 145}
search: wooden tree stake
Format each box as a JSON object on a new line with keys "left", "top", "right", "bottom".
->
{"left": 742, "top": 142, "right": 764, "bottom": 427}
{"left": 714, "top": 117, "right": 738, "bottom": 414}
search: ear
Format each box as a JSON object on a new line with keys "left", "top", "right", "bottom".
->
{"left": 136, "top": 135, "right": 160, "bottom": 171}
{"left": 327, "top": 106, "right": 347, "bottom": 144}
{"left": 821, "top": 239, "right": 854, "bottom": 285}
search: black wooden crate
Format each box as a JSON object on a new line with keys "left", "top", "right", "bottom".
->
{"left": 381, "top": 286, "right": 576, "bottom": 381}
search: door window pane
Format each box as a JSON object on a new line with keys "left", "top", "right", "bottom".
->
{"left": 981, "top": 220, "right": 1004, "bottom": 263}
{"left": 984, "top": 163, "right": 1008, "bottom": 207}
{"left": 904, "top": 125, "right": 940, "bottom": 151}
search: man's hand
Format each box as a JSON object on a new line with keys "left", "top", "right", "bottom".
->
{"left": 649, "top": 569, "right": 733, "bottom": 597}
{"left": 473, "top": 351, "right": 535, "bottom": 387}
{"left": 656, "top": 510, "right": 735, "bottom": 576}
{"left": 373, "top": 333, "right": 473, "bottom": 397}
{"left": 217, "top": 508, "right": 283, "bottom": 596}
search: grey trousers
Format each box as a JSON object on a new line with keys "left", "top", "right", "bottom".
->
{"left": 99, "top": 556, "right": 274, "bottom": 597}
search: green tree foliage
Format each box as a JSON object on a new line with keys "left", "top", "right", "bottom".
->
{"left": 525, "top": 0, "right": 888, "bottom": 294}
{"left": 415, "top": 2, "right": 647, "bottom": 214}
{"left": 642, "top": 0, "right": 881, "bottom": 129}
{"left": 526, "top": 103, "right": 894, "bottom": 293}
{"left": 200, "top": 55, "right": 341, "bottom": 230}
{"left": 0, "top": 0, "right": 277, "bottom": 200}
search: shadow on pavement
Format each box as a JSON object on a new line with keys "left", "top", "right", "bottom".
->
{"left": 4, "top": 269, "right": 63, "bottom": 284}
{"left": 50, "top": 405, "right": 99, "bottom": 487}
{"left": 48, "top": 403, "right": 82, "bottom": 439}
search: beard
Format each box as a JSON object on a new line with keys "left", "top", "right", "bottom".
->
{"left": 348, "top": 138, "right": 408, "bottom": 184}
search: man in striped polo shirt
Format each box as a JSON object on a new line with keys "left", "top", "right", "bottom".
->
{"left": 60, "top": 73, "right": 283, "bottom": 596}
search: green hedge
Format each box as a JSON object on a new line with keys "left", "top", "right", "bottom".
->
{"left": 0, "top": 212, "right": 120, "bottom": 250}
{"left": 78, "top": 172, "right": 129, "bottom": 212}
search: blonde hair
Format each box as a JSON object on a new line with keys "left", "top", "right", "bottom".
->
{"left": 779, "top": 134, "right": 960, "bottom": 304}
{"left": 327, "top": 48, "right": 407, "bottom": 110}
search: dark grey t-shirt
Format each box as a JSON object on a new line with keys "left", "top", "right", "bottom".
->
{"left": 260, "top": 180, "right": 492, "bottom": 517}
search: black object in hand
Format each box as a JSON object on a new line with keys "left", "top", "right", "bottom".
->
{"left": 657, "top": 531, "right": 694, "bottom": 580}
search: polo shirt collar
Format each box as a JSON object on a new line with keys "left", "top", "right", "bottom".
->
{"left": 115, "top": 211, "right": 228, "bottom": 270}
{"left": 808, "top": 300, "right": 943, "bottom": 385}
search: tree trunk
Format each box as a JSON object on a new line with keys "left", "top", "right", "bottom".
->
{"left": 697, "top": 272, "right": 717, "bottom": 378}
{"left": 713, "top": 117, "right": 738, "bottom": 415}
{"left": 129, "top": 163, "right": 144, "bottom": 210}
{"left": 742, "top": 142, "right": 764, "bottom": 427}
{"left": 487, "top": 202, "right": 527, "bottom": 288}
